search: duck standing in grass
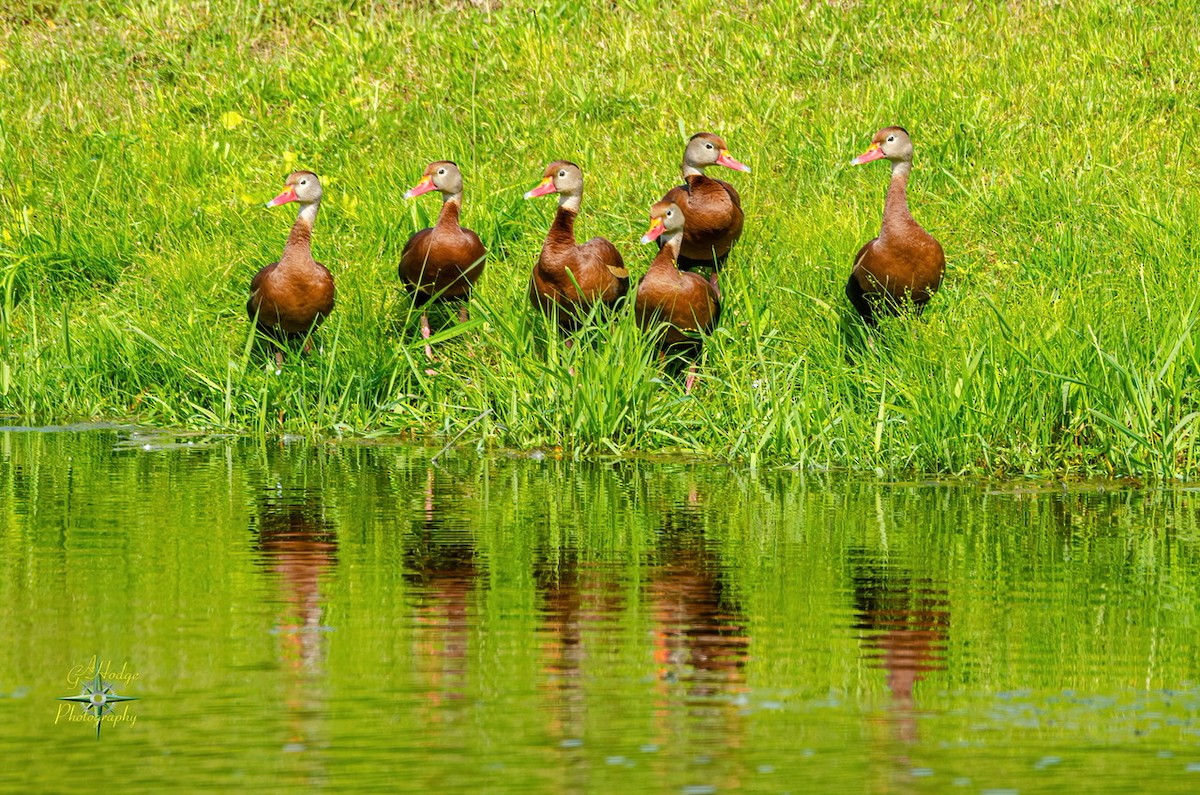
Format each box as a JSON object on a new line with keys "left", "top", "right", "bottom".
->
{"left": 400, "top": 161, "right": 487, "bottom": 360}
{"left": 525, "top": 160, "right": 629, "bottom": 336}
{"left": 248, "top": 171, "right": 335, "bottom": 367}
{"left": 847, "top": 126, "right": 945, "bottom": 326}
{"left": 659, "top": 132, "right": 751, "bottom": 286}
{"left": 637, "top": 199, "right": 720, "bottom": 393}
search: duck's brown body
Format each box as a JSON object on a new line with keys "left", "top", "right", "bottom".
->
{"left": 400, "top": 201, "right": 485, "bottom": 308}
{"left": 846, "top": 186, "right": 945, "bottom": 323}
{"left": 847, "top": 127, "right": 944, "bottom": 325}
{"left": 636, "top": 241, "right": 720, "bottom": 350}
{"left": 637, "top": 199, "right": 720, "bottom": 393}
{"left": 246, "top": 202, "right": 333, "bottom": 343}
{"left": 663, "top": 175, "right": 744, "bottom": 272}
{"left": 657, "top": 132, "right": 750, "bottom": 273}
{"left": 530, "top": 207, "right": 628, "bottom": 334}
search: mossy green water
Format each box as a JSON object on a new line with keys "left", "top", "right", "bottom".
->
{"left": 5, "top": 429, "right": 1200, "bottom": 790}
{"left": 2, "top": 1, "right": 1199, "bottom": 477}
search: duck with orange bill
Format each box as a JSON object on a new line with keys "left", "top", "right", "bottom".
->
{"left": 658, "top": 132, "right": 750, "bottom": 281}
{"left": 525, "top": 160, "right": 629, "bottom": 337}
{"left": 247, "top": 171, "right": 336, "bottom": 368}
{"left": 636, "top": 200, "right": 721, "bottom": 394}
{"left": 846, "top": 126, "right": 945, "bottom": 326}
{"left": 399, "top": 161, "right": 487, "bottom": 361}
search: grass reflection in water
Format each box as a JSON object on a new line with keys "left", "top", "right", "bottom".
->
{"left": 3, "top": 430, "right": 1200, "bottom": 792}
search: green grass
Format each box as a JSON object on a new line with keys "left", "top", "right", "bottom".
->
{"left": 3, "top": 0, "right": 1200, "bottom": 477}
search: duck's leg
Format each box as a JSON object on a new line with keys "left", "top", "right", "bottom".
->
{"left": 684, "top": 364, "right": 699, "bottom": 394}
{"left": 421, "top": 312, "right": 434, "bottom": 360}
{"left": 458, "top": 304, "right": 470, "bottom": 323}
{"left": 257, "top": 324, "right": 286, "bottom": 371}
{"left": 684, "top": 340, "right": 707, "bottom": 394}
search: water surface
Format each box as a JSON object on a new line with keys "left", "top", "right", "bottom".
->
{"left": 3, "top": 429, "right": 1200, "bottom": 792}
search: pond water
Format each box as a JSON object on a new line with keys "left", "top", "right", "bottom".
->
{"left": 2, "top": 428, "right": 1200, "bottom": 793}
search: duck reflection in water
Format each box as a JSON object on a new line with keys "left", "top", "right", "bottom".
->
{"left": 534, "top": 548, "right": 626, "bottom": 749}
{"left": 405, "top": 467, "right": 479, "bottom": 712}
{"left": 532, "top": 484, "right": 748, "bottom": 770}
{"left": 641, "top": 490, "right": 752, "bottom": 792}
{"left": 849, "top": 550, "right": 949, "bottom": 750}
{"left": 252, "top": 486, "right": 338, "bottom": 669}
{"left": 250, "top": 483, "right": 338, "bottom": 758}
{"left": 650, "top": 515, "right": 748, "bottom": 693}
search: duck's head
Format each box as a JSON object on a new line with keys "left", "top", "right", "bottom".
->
{"left": 683, "top": 132, "right": 751, "bottom": 174}
{"left": 851, "top": 127, "right": 913, "bottom": 166}
{"left": 266, "top": 171, "right": 322, "bottom": 207}
{"left": 405, "top": 161, "right": 464, "bottom": 199}
{"left": 640, "top": 200, "right": 685, "bottom": 244}
{"left": 524, "top": 160, "right": 584, "bottom": 200}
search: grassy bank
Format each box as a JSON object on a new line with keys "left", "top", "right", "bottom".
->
{"left": 2, "top": 0, "right": 1200, "bottom": 477}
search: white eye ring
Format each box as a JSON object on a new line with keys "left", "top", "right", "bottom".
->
{"left": 300, "top": 179, "right": 307, "bottom": 185}
{"left": 558, "top": 171, "right": 566, "bottom": 177}
{"left": 437, "top": 169, "right": 446, "bottom": 175}
{"left": 705, "top": 143, "right": 714, "bottom": 149}
{"left": 666, "top": 210, "right": 673, "bottom": 216}
{"left": 886, "top": 136, "right": 895, "bottom": 142}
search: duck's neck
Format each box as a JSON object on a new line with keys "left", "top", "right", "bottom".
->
{"left": 880, "top": 161, "right": 913, "bottom": 240}
{"left": 650, "top": 234, "right": 683, "bottom": 273}
{"left": 547, "top": 190, "right": 582, "bottom": 247}
{"left": 558, "top": 190, "right": 582, "bottom": 215}
{"left": 436, "top": 195, "right": 462, "bottom": 228}
{"left": 549, "top": 205, "right": 578, "bottom": 246}
{"left": 283, "top": 201, "right": 319, "bottom": 262}
{"left": 297, "top": 200, "right": 320, "bottom": 228}
{"left": 682, "top": 161, "right": 706, "bottom": 179}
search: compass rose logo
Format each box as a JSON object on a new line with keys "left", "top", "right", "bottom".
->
{"left": 57, "top": 661, "right": 139, "bottom": 739}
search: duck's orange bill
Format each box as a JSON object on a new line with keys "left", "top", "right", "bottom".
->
{"left": 716, "top": 150, "right": 751, "bottom": 172}
{"left": 266, "top": 187, "right": 298, "bottom": 207}
{"left": 524, "top": 177, "right": 557, "bottom": 199}
{"left": 404, "top": 176, "right": 436, "bottom": 199}
{"left": 851, "top": 143, "right": 886, "bottom": 165}
{"left": 641, "top": 217, "right": 666, "bottom": 244}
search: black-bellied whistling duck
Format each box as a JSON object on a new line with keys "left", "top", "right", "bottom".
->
{"left": 660, "top": 132, "right": 751, "bottom": 278}
{"left": 847, "top": 127, "right": 945, "bottom": 326}
{"left": 248, "top": 171, "right": 335, "bottom": 367}
{"left": 637, "top": 200, "right": 720, "bottom": 393}
{"left": 400, "top": 161, "right": 487, "bottom": 359}
{"left": 525, "top": 160, "right": 629, "bottom": 335}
